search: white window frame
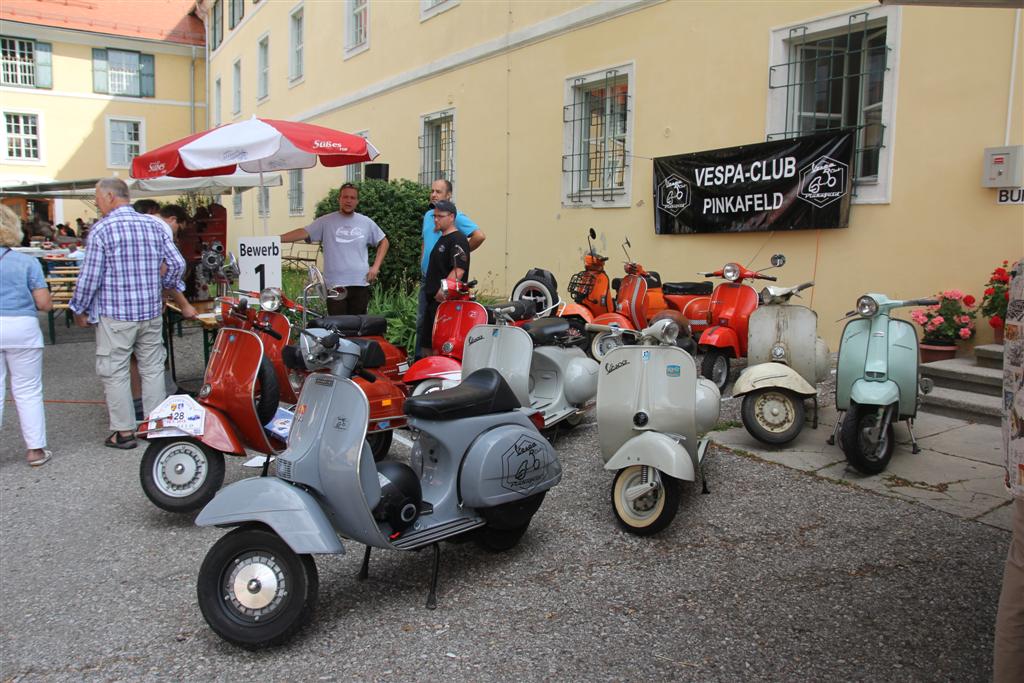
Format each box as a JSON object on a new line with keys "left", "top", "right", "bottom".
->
{"left": 345, "top": 0, "right": 369, "bottom": 60}
{"left": 105, "top": 115, "right": 145, "bottom": 169}
{"left": 561, "top": 62, "right": 635, "bottom": 209}
{"left": 1, "top": 37, "right": 36, "bottom": 87}
{"left": 419, "top": 110, "right": 455, "bottom": 187}
{"left": 347, "top": 130, "right": 369, "bottom": 183}
{"left": 106, "top": 48, "right": 142, "bottom": 97}
{"left": 289, "top": 4, "right": 304, "bottom": 84}
{"left": 2, "top": 109, "right": 44, "bottom": 164}
{"left": 420, "top": 0, "right": 459, "bottom": 22}
{"left": 213, "top": 76, "right": 222, "bottom": 126}
{"left": 257, "top": 33, "right": 270, "bottom": 102}
{"left": 233, "top": 191, "right": 243, "bottom": 216}
{"left": 766, "top": 4, "right": 900, "bottom": 205}
{"left": 232, "top": 58, "right": 242, "bottom": 115}
{"left": 288, "top": 169, "right": 304, "bottom": 215}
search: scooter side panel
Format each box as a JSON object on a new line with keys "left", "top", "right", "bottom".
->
{"left": 195, "top": 477, "right": 344, "bottom": 555}
{"left": 748, "top": 305, "right": 820, "bottom": 386}
{"left": 255, "top": 310, "right": 294, "bottom": 403}
{"left": 835, "top": 318, "right": 871, "bottom": 411}
{"left": 666, "top": 295, "right": 711, "bottom": 332}
{"left": 592, "top": 312, "right": 633, "bottom": 329}
{"left": 888, "top": 318, "right": 920, "bottom": 418}
{"left": 203, "top": 328, "right": 275, "bottom": 453}
{"left": 459, "top": 423, "right": 561, "bottom": 508}
{"left": 559, "top": 302, "right": 594, "bottom": 324}
{"left": 604, "top": 431, "right": 697, "bottom": 482}
{"left": 615, "top": 275, "right": 649, "bottom": 328}
{"left": 461, "top": 324, "right": 532, "bottom": 406}
{"left": 705, "top": 283, "right": 758, "bottom": 357}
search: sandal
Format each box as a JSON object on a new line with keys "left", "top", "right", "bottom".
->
{"left": 28, "top": 450, "right": 52, "bottom": 467}
{"left": 105, "top": 431, "right": 137, "bottom": 450}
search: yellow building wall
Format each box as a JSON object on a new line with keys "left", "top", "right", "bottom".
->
{"left": 211, "top": 0, "right": 1023, "bottom": 348}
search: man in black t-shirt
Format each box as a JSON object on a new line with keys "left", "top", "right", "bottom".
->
{"left": 418, "top": 200, "right": 470, "bottom": 359}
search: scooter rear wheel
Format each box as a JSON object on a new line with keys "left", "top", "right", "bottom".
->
{"left": 611, "top": 466, "right": 681, "bottom": 536}
{"left": 741, "top": 388, "right": 805, "bottom": 445}
{"left": 411, "top": 378, "right": 445, "bottom": 397}
{"left": 366, "top": 430, "right": 393, "bottom": 462}
{"left": 701, "top": 349, "right": 731, "bottom": 391}
{"left": 140, "top": 437, "right": 226, "bottom": 513}
{"left": 197, "top": 526, "right": 319, "bottom": 650}
{"left": 840, "top": 403, "right": 895, "bottom": 474}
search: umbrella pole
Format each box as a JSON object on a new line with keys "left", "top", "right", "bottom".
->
{"left": 259, "top": 170, "right": 269, "bottom": 235}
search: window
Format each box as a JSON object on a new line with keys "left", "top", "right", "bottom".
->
{"left": 92, "top": 49, "right": 154, "bottom": 97}
{"left": 258, "top": 186, "right": 270, "bottom": 217}
{"left": 289, "top": 169, "right": 304, "bottom": 215}
{"left": 767, "top": 7, "right": 899, "bottom": 202}
{"left": 1, "top": 37, "right": 51, "bottom": 88}
{"left": 420, "top": 0, "right": 459, "bottom": 22}
{"left": 3, "top": 112, "right": 40, "bottom": 161}
{"left": 257, "top": 35, "right": 269, "bottom": 100}
{"left": 229, "top": 0, "right": 244, "bottom": 29}
{"left": 107, "top": 117, "right": 143, "bottom": 168}
{"left": 214, "top": 77, "right": 222, "bottom": 126}
{"left": 289, "top": 6, "right": 303, "bottom": 82}
{"left": 232, "top": 59, "right": 241, "bottom": 114}
{"left": 562, "top": 65, "right": 633, "bottom": 207}
{"left": 233, "top": 191, "right": 243, "bottom": 216}
{"left": 211, "top": 0, "right": 224, "bottom": 50}
{"left": 347, "top": 131, "right": 370, "bottom": 183}
{"left": 419, "top": 111, "right": 454, "bottom": 186}
{"left": 345, "top": 0, "right": 368, "bottom": 58}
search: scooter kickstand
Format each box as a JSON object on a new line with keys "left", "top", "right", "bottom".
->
{"left": 826, "top": 411, "right": 843, "bottom": 446}
{"left": 907, "top": 419, "right": 922, "bottom": 455}
{"left": 426, "top": 543, "right": 441, "bottom": 610}
{"left": 700, "top": 464, "right": 710, "bottom": 495}
{"left": 358, "top": 546, "right": 372, "bottom": 581}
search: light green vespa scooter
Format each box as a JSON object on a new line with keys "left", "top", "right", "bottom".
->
{"left": 828, "top": 292, "right": 938, "bottom": 474}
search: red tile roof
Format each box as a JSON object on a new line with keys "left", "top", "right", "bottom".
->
{"left": 0, "top": 0, "right": 205, "bottom": 46}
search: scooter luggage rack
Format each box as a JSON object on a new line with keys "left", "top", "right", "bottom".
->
{"left": 568, "top": 271, "right": 597, "bottom": 303}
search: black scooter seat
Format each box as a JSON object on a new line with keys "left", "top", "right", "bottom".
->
{"left": 486, "top": 299, "right": 536, "bottom": 322}
{"left": 663, "top": 281, "right": 713, "bottom": 296}
{"left": 521, "top": 317, "right": 570, "bottom": 346}
{"left": 308, "top": 315, "right": 388, "bottom": 337}
{"left": 404, "top": 368, "right": 520, "bottom": 421}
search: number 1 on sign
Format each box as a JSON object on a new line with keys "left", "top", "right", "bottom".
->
{"left": 255, "top": 263, "right": 265, "bottom": 291}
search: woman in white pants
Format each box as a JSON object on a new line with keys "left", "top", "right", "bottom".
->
{"left": 0, "top": 205, "right": 53, "bottom": 466}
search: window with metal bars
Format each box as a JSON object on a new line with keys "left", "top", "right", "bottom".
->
{"left": 1, "top": 37, "right": 38, "bottom": 87}
{"left": 768, "top": 11, "right": 891, "bottom": 188}
{"left": 347, "top": 130, "right": 369, "bottom": 183}
{"left": 289, "top": 169, "right": 304, "bottom": 215}
{"left": 108, "top": 118, "right": 141, "bottom": 168}
{"left": 562, "top": 66, "right": 632, "bottom": 206}
{"left": 419, "top": 111, "right": 454, "bottom": 187}
{"left": 4, "top": 112, "right": 40, "bottom": 160}
{"left": 347, "top": 0, "right": 368, "bottom": 56}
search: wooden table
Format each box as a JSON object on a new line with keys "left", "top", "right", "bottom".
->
{"left": 164, "top": 300, "right": 221, "bottom": 389}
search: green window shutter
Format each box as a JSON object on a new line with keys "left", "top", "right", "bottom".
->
{"left": 34, "top": 42, "right": 52, "bottom": 89}
{"left": 92, "top": 48, "right": 108, "bottom": 93}
{"left": 140, "top": 53, "right": 155, "bottom": 97}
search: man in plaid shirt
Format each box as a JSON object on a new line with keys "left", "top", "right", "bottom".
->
{"left": 70, "top": 178, "right": 187, "bottom": 449}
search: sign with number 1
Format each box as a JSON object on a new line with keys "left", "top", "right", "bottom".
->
{"left": 238, "top": 236, "right": 282, "bottom": 292}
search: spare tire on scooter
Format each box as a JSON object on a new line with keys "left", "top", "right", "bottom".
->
{"left": 512, "top": 269, "right": 558, "bottom": 313}
{"left": 255, "top": 355, "right": 280, "bottom": 426}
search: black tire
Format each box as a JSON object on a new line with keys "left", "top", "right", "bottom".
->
{"left": 741, "top": 388, "right": 806, "bottom": 445}
{"left": 558, "top": 411, "right": 584, "bottom": 431}
{"left": 511, "top": 277, "right": 556, "bottom": 313}
{"left": 610, "top": 466, "right": 681, "bottom": 536}
{"left": 366, "top": 430, "right": 393, "bottom": 462}
{"left": 140, "top": 438, "right": 226, "bottom": 513}
{"left": 255, "top": 355, "right": 280, "bottom": 427}
{"left": 840, "top": 403, "right": 895, "bottom": 475}
{"left": 475, "top": 491, "right": 547, "bottom": 552}
{"left": 701, "top": 349, "right": 731, "bottom": 391}
{"left": 197, "top": 527, "right": 319, "bottom": 650}
{"left": 475, "top": 524, "right": 529, "bottom": 552}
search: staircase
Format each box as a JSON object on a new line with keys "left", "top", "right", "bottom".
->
{"left": 919, "top": 344, "right": 1003, "bottom": 426}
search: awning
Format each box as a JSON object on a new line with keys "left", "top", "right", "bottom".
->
{"left": 0, "top": 171, "right": 283, "bottom": 199}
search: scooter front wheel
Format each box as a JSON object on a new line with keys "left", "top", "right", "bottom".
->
{"left": 840, "top": 403, "right": 895, "bottom": 474}
{"left": 701, "top": 349, "right": 731, "bottom": 391}
{"left": 140, "top": 437, "right": 226, "bottom": 513}
{"left": 411, "top": 378, "right": 445, "bottom": 397}
{"left": 197, "top": 526, "right": 319, "bottom": 650}
{"left": 610, "top": 466, "right": 681, "bottom": 536}
{"left": 741, "top": 388, "right": 805, "bottom": 445}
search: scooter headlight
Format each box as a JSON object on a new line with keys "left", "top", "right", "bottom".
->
{"left": 771, "top": 344, "right": 787, "bottom": 361}
{"left": 660, "top": 321, "right": 680, "bottom": 344}
{"left": 723, "top": 263, "right": 741, "bottom": 282}
{"left": 260, "top": 287, "right": 283, "bottom": 312}
{"left": 856, "top": 295, "right": 878, "bottom": 317}
{"left": 198, "top": 383, "right": 212, "bottom": 399}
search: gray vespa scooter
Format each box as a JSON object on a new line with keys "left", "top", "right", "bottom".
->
{"left": 587, "top": 319, "right": 721, "bottom": 535}
{"left": 732, "top": 276, "right": 830, "bottom": 445}
{"left": 462, "top": 303, "right": 599, "bottom": 429}
{"left": 194, "top": 326, "right": 562, "bottom": 649}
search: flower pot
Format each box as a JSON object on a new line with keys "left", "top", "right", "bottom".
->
{"left": 920, "top": 341, "right": 957, "bottom": 363}
{"left": 993, "top": 326, "right": 1004, "bottom": 344}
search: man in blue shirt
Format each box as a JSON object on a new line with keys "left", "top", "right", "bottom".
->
{"left": 415, "top": 178, "right": 485, "bottom": 358}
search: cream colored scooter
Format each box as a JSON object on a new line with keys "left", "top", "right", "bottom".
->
{"left": 587, "top": 319, "right": 720, "bottom": 535}
{"left": 732, "top": 279, "right": 830, "bottom": 445}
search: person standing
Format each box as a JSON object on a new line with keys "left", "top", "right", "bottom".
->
{"left": 418, "top": 200, "right": 470, "bottom": 358}
{"left": 995, "top": 259, "right": 1024, "bottom": 682}
{"left": 69, "top": 178, "right": 186, "bottom": 449}
{"left": 280, "top": 182, "right": 388, "bottom": 315}
{"left": 415, "top": 179, "right": 485, "bottom": 358}
{"left": 0, "top": 205, "right": 53, "bottom": 466}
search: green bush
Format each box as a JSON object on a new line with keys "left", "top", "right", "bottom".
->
{"left": 367, "top": 283, "right": 419, "bottom": 354}
{"left": 315, "top": 178, "right": 429, "bottom": 291}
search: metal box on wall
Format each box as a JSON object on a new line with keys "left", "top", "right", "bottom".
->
{"left": 982, "top": 146, "right": 1024, "bottom": 188}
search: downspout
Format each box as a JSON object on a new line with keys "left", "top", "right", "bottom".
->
{"left": 1006, "top": 9, "right": 1021, "bottom": 146}
{"left": 190, "top": 45, "right": 197, "bottom": 133}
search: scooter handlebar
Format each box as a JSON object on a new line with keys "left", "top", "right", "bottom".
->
{"left": 908, "top": 297, "right": 939, "bottom": 307}
{"left": 795, "top": 281, "right": 815, "bottom": 292}
{"left": 758, "top": 274, "right": 778, "bottom": 282}
{"left": 254, "top": 324, "right": 283, "bottom": 341}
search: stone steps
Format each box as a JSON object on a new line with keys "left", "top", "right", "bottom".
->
{"left": 975, "top": 343, "right": 1004, "bottom": 370}
{"left": 919, "top": 387, "right": 1002, "bottom": 426}
{"left": 919, "top": 356, "right": 1002, "bottom": 397}
{"left": 918, "top": 343, "right": 1003, "bottom": 426}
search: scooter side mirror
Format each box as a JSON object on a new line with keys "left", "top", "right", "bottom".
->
{"left": 589, "top": 228, "right": 597, "bottom": 240}
{"left": 770, "top": 253, "right": 786, "bottom": 268}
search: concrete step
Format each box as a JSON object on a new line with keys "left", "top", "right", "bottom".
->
{"left": 920, "top": 357, "right": 1002, "bottom": 397}
{"left": 919, "top": 386, "right": 1002, "bottom": 426}
{"left": 975, "top": 343, "right": 1004, "bottom": 370}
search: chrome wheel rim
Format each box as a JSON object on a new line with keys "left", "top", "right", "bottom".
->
{"left": 516, "top": 284, "right": 551, "bottom": 310}
{"left": 153, "top": 442, "right": 207, "bottom": 498}
{"left": 614, "top": 466, "right": 664, "bottom": 525}
{"left": 225, "top": 552, "right": 286, "bottom": 619}
{"left": 754, "top": 391, "right": 796, "bottom": 433}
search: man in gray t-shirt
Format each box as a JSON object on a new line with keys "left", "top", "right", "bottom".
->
{"left": 280, "top": 182, "right": 389, "bottom": 315}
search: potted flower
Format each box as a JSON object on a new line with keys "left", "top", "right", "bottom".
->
{"left": 910, "top": 289, "right": 977, "bottom": 363}
{"left": 980, "top": 260, "right": 1011, "bottom": 344}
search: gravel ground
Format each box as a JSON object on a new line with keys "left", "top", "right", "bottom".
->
{"left": 0, "top": 325, "right": 1007, "bottom": 681}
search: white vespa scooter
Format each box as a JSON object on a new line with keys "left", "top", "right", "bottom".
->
{"left": 732, "top": 275, "right": 830, "bottom": 445}
{"left": 587, "top": 319, "right": 721, "bottom": 535}
{"left": 461, "top": 304, "right": 599, "bottom": 429}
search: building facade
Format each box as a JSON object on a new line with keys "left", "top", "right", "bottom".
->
{"left": 202, "top": 0, "right": 1022, "bottom": 347}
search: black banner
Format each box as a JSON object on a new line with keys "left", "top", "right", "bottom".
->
{"left": 653, "top": 131, "right": 854, "bottom": 234}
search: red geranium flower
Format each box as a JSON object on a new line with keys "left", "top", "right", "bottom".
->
{"left": 990, "top": 315, "right": 1004, "bottom": 328}
{"left": 985, "top": 287, "right": 995, "bottom": 296}
{"left": 963, "top": 294, "right": 976, "bottom": 306}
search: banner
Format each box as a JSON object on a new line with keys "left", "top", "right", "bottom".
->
{"left": 653, "top": 131, "right": 854, "bottom": 234}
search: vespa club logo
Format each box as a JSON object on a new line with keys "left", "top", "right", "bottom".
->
{"left": 500, "top": 435, "right": 546, "bottom": 494}
{"left": 798, "top": 155, "right": 848, "bottom": 208}
{"left": 657, "top": 173, "right": 691, "bottom": 217}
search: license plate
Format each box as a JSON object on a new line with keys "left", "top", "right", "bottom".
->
{"left": 397, "top": 361, "right": 409, "bottom": 374}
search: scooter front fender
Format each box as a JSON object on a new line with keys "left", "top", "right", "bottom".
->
{"left": 403, "top": 355, "right": 462, "bottom": 384}
{"left": 734, "top": 363, "right": 817, "bottom": 398}
{"left": 699, "top": 326, "right": 740, "bottom": 358}
{"left": 849, "top": 378, "right": 900, "bottom": 409}
{"left": 604, "top": 431, "right": 700, "bottom": 482}
{"left": 196, "top": 477, "right": 344, "bottom": 555}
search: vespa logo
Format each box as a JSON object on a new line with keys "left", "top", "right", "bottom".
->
{"left": 467, "top": 334, "right": 485, "bottom": 346}
{"left": 605, "top": 359, "right": 630, "bottom": 374}
{"left": 657, "top": 173, "right": 691, "bottom": 216}
{"left": 313, "top": 139, "right": 350, "bottom": 151}
{"left": 798, "top": 155, "right": 848, "bottom": 208}
{"left": 147, "top": 161, "right": 166, "bottom": 173}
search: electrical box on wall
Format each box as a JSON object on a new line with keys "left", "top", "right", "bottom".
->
{"left": 982, "top": 146, "right": 1023, "bottom": 188}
